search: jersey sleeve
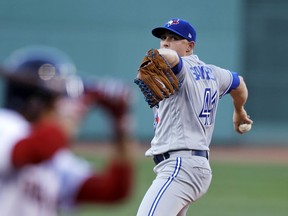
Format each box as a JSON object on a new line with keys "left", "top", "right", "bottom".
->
{"left": 171, "top": 55, "right": 183, "bottom": 75}
{"left": 229, "top": 72, "right": 241, "bottom": 91}
{"left": 209, "top": 65, "right": 240, "bottom": 97}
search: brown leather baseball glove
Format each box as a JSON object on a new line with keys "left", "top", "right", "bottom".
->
{"left": 134, "top": 49, "right": 179, "bottom": 108}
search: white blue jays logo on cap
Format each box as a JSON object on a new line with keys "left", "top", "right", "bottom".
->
{"left": 166, "top": 19, "right": 180, "bottom": 27}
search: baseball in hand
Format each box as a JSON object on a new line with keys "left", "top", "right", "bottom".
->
{"left": 239, "top": 123, "right": 252, "bottom": 133}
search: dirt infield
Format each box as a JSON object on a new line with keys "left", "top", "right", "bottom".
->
{"left": 72, "top": 141, "right": 288, "bottom": 165}
{"left": 209, "top": 146, "right": 288, "bottom": 164}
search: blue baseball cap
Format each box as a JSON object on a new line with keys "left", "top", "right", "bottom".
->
{"left": 152, "top": 18, "right": 196, "bottom": 42}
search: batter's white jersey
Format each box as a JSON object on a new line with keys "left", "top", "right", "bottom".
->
{"left": 146, "top": 54, "right": 239, "bottom": 156}
{"left": 0, "top": 109, "right": 92, "bottom": 216}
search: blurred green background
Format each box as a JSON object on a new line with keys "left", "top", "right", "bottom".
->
{"left": 1, "top": 0, "right": 288, "bottom": 144}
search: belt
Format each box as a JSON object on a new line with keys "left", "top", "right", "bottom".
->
{"left": 153, "top": 150, "right": 208, "bottom": 165}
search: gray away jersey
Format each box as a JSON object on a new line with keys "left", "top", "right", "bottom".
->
{"left": 145, "top": 54, "right": 238, "bottom": 156}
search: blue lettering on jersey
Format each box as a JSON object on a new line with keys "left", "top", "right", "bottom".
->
{"left": 199, "top": 88, "right": 218, "bottom": 125}
{"left": 190, "top": 66, "right": 216, "bottom": 81}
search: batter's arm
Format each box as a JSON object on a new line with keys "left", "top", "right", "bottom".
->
{"left": 75, "top": 115, "right": 134, "bottom": 203}
{"left": 76, "top": 84, "right": 134, "bottom": 203}
{"left": 230, "top": 76, "right": 253, "bottom": 133}
{"left": 11, "top": 123, "right": 69, "bottom": 168}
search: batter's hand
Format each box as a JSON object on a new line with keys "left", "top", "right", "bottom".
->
{"left": 83, "top": 78, "right": 133, "bottom": 142}
{"left": 84, "top": 78, "right": 131, "bottom": 118}
{"left": 233, "top": 107, "right": 253, "bottom": 134}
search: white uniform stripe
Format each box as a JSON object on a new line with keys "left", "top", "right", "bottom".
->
{"left": 148, "top": 157, "right": 182, "bottom": 216}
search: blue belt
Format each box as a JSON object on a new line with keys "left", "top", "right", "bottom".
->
{"left": 153, "top": 150, "right": 208, "bottom": 165}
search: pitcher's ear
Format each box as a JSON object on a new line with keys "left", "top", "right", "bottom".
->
{"left": 187, "top": 41, "right": 195, "bottom": 53}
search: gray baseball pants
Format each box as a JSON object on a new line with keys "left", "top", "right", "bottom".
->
{"left": 137, "top": 150, "right": 212, "bottom": 216}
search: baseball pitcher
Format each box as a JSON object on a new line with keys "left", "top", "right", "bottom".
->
{"left": 135, "top": 18, "right": 253, "bottom": 216}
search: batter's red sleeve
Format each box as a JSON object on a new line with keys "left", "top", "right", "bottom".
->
{"left": 12, "top": 123, "right": 69, "bottom": 168}
{"left": 75, "top": 160, "right": 133, "bottom": 203}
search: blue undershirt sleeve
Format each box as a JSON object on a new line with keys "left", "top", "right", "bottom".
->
{"left": 226, "top": 72, "right": 240, "bottom": 93}
{"left": 171, "top": 56, "right": 183, "bottom": 75}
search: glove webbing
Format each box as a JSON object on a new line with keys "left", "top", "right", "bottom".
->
{"left": 134, "top": 79, "right": 159, "bottom": 108}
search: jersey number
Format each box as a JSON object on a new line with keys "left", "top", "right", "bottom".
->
{"left": 199, "top": 88, "right": 218, "bottom": 126}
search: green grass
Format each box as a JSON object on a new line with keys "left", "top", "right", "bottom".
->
{"left": 192, "top": 163, "right": 288, "bottom": 216}
{"left": 61, "top": 156, "right": 288, "bottom": 216}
